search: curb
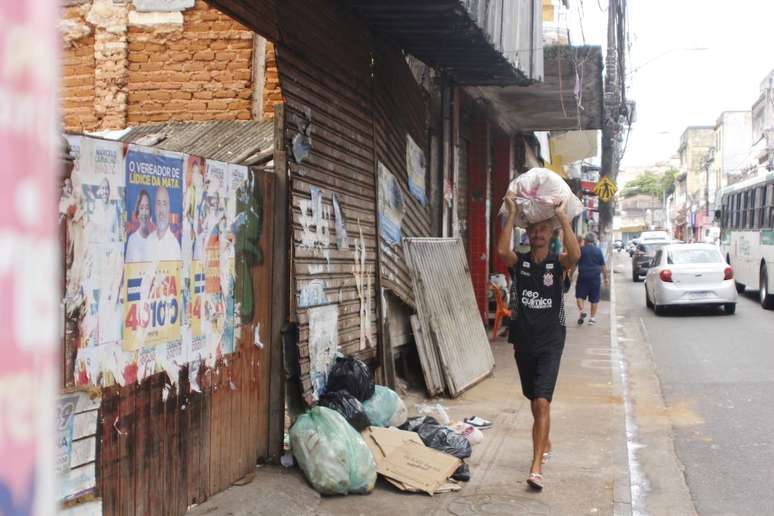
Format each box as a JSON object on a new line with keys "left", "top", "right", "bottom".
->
{"left": 609, "top": 268, "right": 634, "bottom": 516}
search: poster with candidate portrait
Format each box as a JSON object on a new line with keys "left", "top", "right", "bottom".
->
{"left": 123, "top": 147, "right": 184, "bottom": 352}
{"left": 73, "top": 138, "right": 126, "bottom": 350}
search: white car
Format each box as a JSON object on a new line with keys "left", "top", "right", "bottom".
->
{"left": 644, "top": 243, "right": 738, "bottom": 315}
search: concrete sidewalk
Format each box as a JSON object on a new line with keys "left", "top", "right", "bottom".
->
{"left": 189, "top": 296, "right": 631, "bottom": 516}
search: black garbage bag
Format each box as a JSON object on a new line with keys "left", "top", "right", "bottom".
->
{"left": 400, "top": 415, "right": 438, "bottom": 433}
{"left": 452, "top": 463, "right": 470, "bottom": 482}
{"left": 318, "top": 390, "right": 370, "bottom": 431}
{"left": 325, "top": 357, "right": 375, "bottom": 402}
{"left": 400, "top": 416, "right": 472, "bottom": 460}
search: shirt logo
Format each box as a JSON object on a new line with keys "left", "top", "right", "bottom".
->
{"left": 523, "top": 261, "right": 530, "bottom": 269}
{"left": 546, "top": 263, "right": 554, "bottom": 270}
{"left": 520, "top": 270, "right": 531, "bottom": 277}
{"left": 521, "top": 289, "right": 553, "bottom": 309}
{"left": 543, "top": 272, "right": 554, "bottom": 287}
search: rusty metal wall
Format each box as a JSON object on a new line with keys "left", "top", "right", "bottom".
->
{"left": 372, "top": 40, "right": 432, "bottom": 308}
{"left": 274, "top": 0, "right": 379, "bottom": 404}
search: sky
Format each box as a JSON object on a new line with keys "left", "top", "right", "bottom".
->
{"left": 567, "top": 0, "right": 774, "bottom": 171}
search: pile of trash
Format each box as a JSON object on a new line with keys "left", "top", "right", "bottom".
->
{"left": 288, "top": 356, "right": 491, "bottom": 496}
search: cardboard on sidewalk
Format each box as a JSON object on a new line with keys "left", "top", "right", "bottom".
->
{"left": 362, "top": 427, "right": 462, "bottom": 496}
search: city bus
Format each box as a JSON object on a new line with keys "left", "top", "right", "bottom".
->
{"left": 718, "top": 172, "right": 774, "bottom": 309}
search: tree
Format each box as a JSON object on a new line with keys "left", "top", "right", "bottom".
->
{"left": 621, "top": 171, "right": 661, "bottom": 198}
{"left": 621, "top": 169, "right": 679, "bottom": 199}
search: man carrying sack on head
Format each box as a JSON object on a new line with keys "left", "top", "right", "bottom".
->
{"left": 497, "top": 193, "right": 580, "bottom": 491}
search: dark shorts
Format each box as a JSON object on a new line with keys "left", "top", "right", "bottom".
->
{"left": 576, "top": 276, "right": 601, "bottom": 303}
{"left": 514, "top": 346, "right": 564, "bottom": 402}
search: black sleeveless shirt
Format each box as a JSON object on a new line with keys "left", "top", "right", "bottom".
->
{"left": 508, "top": 252, "right": 566, "bottom": 350}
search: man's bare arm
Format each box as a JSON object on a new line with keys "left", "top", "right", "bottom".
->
{"left": 556, "top": 202, "right": 580, "bottom": 270}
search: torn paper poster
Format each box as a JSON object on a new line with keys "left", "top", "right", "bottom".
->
{"left": 79, "top": 137, "right": 124, "bottom": 187}
{"left": 331, "top": 192, "right": 348, "bottom": 250}
{"left": 406, "top": 134, "right": 426, "bottom": 206}
{"left": 198, "top": 160, "right": 235, "bottom": 356}
{"left": 137, "top": 347, "right": 158, "bottom": 382}
{"left": 307, "top": 304, "right": 339, "bottom": 400}
{"left": 299, "top": 186, "right": 331, "bottom": 249}
{"left": 378, "top": 162, "right": 405, "bottom": 246}
{"left": 298, "top": 279, "right": 327, "bottom": 308}
{"left": 64, "top": 133, "right": 82, "bottom": 161}
{"left": 100, "top": 342, "right": 128, "bottom": 387}
{"left": 74, "top": 346, "right": 101, "bottom": 386}
{"left": 72, "top": 137, "right": 127, "bottom": 348}
{"left": 56, "top": 395, "right": 80, "bottom": 474}
{"left": 291, "top": 108, "right": 312, "bottom": 163}
{"left": 254, "top": 323, "right": 264, "bottom": 349}
{"left": 189, "top": 360, "right": 202, "bottom": 393}
{"left": 353, "top": 226, "right": 374, "bottom": 350}
{"left": 232, "top": 165, "right": 262, "bottom": 324}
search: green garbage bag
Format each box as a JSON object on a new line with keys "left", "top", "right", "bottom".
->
{"left": 289, "top": 406, "right": 376, "bottom": 495}
{"left": 363, "top": 385, "right": 408, "bottom": 428}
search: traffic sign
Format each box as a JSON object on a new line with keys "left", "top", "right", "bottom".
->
{"left": 593, "top": 176, "right": 617, "bottom": 202}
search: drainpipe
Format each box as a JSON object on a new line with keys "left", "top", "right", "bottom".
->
{"left": 439, "top": 72, "right": 450, "bottom": 237}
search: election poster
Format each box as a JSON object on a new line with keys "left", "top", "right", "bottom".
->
{"left": 406, "top": 134, "right": 426, "bottom": 206}
{"left": 123, "top": 147, "right": 184, "bottom": 352}
{"left": 74, "top": 138, "right": 126, "bottom": 349}
{"left": 182, "top": 155, "right": 205, "bottom": 361}
{"left": 200, "top": 160, "right": 233, "bottom": 358}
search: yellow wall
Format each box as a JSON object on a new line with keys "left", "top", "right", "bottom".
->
{"left": 543, "top": 0, "right": 554, "bottom": 22}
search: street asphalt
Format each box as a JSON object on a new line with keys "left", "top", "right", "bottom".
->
{"left": 614, "top": 252, "right": 774, "bottom": 516}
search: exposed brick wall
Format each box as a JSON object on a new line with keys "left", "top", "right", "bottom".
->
{"left": 61, "top": 5, "right": 98, "bottom": 132}
{"left": 262, "top": 41, "right": 281, "bottom": 119}
{"left": 467, "top": 117, "right": 489, "bottom": 325}
{"left": 60, "top": 0, "right": 266, "bottom": 132}
{"left": 126, "top": 1, "right": 254, "bottom": 124}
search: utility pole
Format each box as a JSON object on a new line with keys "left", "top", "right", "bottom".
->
{"left": 599, "top": 0, "right": 626, "bottom": 237}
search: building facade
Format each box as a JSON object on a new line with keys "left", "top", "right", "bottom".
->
{"left": 60, "top": 0, "right": 278, "bottom": 132}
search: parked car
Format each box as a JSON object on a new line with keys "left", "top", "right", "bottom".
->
{"left": 632, "top": 240, "right": 670, "bottom": 281}
{"left": 644, "top": 243, "right": 737, "bottom": 315}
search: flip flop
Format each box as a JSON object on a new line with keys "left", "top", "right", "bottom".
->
{"left": 527, "top": 472, "right": 544, "bottom": 490}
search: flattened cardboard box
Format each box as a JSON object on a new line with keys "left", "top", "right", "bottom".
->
{"left": 362, "top": 427, "right": 462, "bottom": 495}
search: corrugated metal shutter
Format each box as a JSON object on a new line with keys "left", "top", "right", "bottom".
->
{"left": 404, "top": 237, "right": 495, "bottom": 397}
{"left": 372, "top": 41, "right": 432, "bottom": 308}
{"left": 274, "top": 0, "right": 379, "bottom": 403}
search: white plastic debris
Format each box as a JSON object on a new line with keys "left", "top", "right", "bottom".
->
{"left": 416, "top": 402, "right": 450, "bottom": 425}
{"left": 448, "top": 421, "right": 484, "bottom": 445}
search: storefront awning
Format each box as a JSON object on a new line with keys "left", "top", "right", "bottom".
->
{"left": 347, "top": 0, "right": 543, "bottom": 86}
{"left": 466, "top": 45, "right": 604, "bottom": 132}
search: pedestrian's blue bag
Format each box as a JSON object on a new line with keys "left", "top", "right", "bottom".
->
{"left": 363, "top": 385, "right": 408, "bottom": 427}
{"left": 289, "top": 406, "right": 376, "bottom": 495}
